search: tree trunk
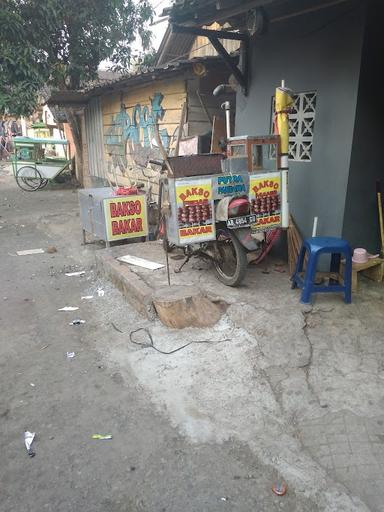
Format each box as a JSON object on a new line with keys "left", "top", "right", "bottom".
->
{"left": 65, "top": 107, "right": 83, "bottom": 185}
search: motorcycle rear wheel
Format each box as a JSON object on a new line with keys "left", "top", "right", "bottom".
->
{"left": 213, "top": 229, "right": 247, "bottom": 286}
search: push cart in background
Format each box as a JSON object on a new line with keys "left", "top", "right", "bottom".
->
{"left": 11, "top": 137, "right": 71, "bottom": 191}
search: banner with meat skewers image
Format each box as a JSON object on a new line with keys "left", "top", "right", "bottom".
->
{"left": 175, "top": 178, "right": 216, "bottom": 243}
{"left": 249, "top": 172, "right": 282, "bottom": 232}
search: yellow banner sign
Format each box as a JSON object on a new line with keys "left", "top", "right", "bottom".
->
{"left": 250, "top": 175, "right": 281, "bottom": 197}
{"left": 175, "top": 178, "right": 215, "bottom": 243}
{"left": 176, "top": 182, "right": 212, "bottom": 205}
{"left": 252, "top": 214, "right": 281, "bottom": 230}
{"left": 249, "top": 173, "right": 282, "bottom": 231}
{"left": 104, "top": 195, "right": 148, "bottom": 241}
{"left": 179, "top": 224, "right": 214, "bottom": 239}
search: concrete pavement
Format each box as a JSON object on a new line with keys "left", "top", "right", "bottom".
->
{"left": 1, "top": 164, "right": 383, "bottom": 511}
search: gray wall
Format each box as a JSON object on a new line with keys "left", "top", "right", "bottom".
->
{"left": 343, "top": 1, "right": 384, "bottom": 253}
{"left": 236, "top": 1, "right": 365, "bottom": 241}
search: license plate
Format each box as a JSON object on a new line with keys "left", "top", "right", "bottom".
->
{"left": 226, "top": 214, "right": 256, "bottom": 229}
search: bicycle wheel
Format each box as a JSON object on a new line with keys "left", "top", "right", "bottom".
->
{"left": 16, "top": 166, "right": 43, "bottom": 191}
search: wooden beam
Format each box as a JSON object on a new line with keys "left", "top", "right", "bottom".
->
{"left": 208, "top": 36, "right": 248, "bottom": 93}
{"left": 172, "top": 24, "right": 248, "bottom": 41}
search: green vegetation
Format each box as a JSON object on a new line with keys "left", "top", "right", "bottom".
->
{"left": 0, "top": 0, "right": 153, "bottom": 116}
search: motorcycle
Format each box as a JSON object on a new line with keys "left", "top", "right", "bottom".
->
{"left": 152, "top": 161, "right": 265, "bottom": 287}
{"left": 148, "top": 98, "right": 282, "bottom": 287}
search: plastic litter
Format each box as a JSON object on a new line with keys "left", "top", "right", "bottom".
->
{"left": 24, "top": 431, "right": 36, "bottom": 457}
{"left": 92, "top": 434, "right": 113, "bottom": 440}
{"left": 58, "top": 306, "right": 79, "bottom": 311}
{"left": 97, "top": 288, "right": 105, "bottom": 297}
{"left": 66, "top": 351, "right": 76, "bottom": 359}
{"left": 69, "top": 319, "right": 86, "bottom": 325}
{"left": 65, "top": 271, "right": 85, "bottom": 277}
{"left": 272, "top": 481, "right": 287, "bottom": 496}
{"left": 81, "top": 295, "right": 93, "bottom": 300}
{"left": 17, "top": 249, "right": 44, "bottom": 256}
{"left": 117, "top": 254, "right": 165, "bottom": 270}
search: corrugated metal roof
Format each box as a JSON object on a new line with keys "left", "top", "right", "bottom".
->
{"left": 163, "top": 0, "right": 351, "bottom": 26}
{"left": 47, "top": 55, "right": 228, "bottom": 106}
{"left": 163, "top": 0, "right": 282, "bottom": 25}
{"left": 156, "top": 29, "right": 196, "bottom": 66}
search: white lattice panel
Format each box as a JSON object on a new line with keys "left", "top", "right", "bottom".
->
{"left": 270, "top": 91, "right": 317, "bottom": 162}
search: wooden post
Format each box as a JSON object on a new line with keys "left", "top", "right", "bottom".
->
{"left": 174, "top": 101, "right": 187, "bottom": 157}
{"left": 153, "top": 123, "right": 173, "bottom": 176}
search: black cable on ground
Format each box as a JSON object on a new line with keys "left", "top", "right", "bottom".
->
{"left": 111, "top": 322, "right": 124, "bottom": 333}
{"left": 111, "top": 323, "right": 230, "bottom": 355}
{"left": 130, "top": 327, "right": 203, "bottom": 354}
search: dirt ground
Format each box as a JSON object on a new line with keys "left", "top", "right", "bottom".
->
{"left": 1, "top": 164, "right": 383, "bottom": 511}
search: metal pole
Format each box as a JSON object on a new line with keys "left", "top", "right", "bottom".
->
{"left": 221, "top": 101, "right": 231, "bottom": 139}
{"left": 312, "top": 216, "right": 318, "bottom": 237}
{"left": 165, "top": 244, "right": 171, "bottom": 286}
{"left": 281, "top": 170, "right": 289, "bottom": 228}
{"left": 278, "top": 79, "right": 290, "bottom": 228}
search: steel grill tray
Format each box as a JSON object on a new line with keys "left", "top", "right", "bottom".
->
{"left": 167, "top": 153, "right": 223, "bottom": 178}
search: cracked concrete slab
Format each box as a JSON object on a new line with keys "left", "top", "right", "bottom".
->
{"left": 4, "top": 160, "right": 380, "bottom": 511}
{"left": 97, "top": 312, "right": 369, "bottom": 511}
{"left": 91, "top": 232, "right": 384, "bottom": 510}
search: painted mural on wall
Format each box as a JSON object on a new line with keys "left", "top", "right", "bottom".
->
{"left": 105, "top": 92, "right": 173, "bottom": 173}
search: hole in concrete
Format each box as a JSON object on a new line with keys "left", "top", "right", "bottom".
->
{"left": 210, "top": 299, "right": 229, "bottom": 313}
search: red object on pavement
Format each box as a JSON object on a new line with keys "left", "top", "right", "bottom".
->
{"left": 114, "top": 186, "right": 138, "bottom": 196}
{"left": 272, "top": 481, "right": 287, "bottom": 496}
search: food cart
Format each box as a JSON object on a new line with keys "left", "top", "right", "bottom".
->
{"left": 78, "top": 187, "right": 149, "bottom": 247}
{"left": 11, "top": 136, "right": 71, "bottom": 191}
{"left": 165, "top": 135, "right": 283, "bottom": 243}
{"left": 159, "top": 133, "right": 284, "bottom": 286}
{"left": 159, "top": 82, "right": 292, "bottom": 286}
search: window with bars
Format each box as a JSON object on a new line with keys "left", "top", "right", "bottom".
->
{"left": 271, "top": 91, "right": 317, "bottom": 162}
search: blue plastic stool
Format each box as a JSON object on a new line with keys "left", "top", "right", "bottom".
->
{"left": 291, "top": 237, "right": 352, "bottom": 304}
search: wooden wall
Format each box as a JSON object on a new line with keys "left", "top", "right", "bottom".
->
{"left": 189, "top": 23, "right": 240, "bottom": 59}
{"left": 101, "top": 78, "right": 187, "bottom": 198}
{"left": 186, "top": 68, "right": 236, "bottom": 138}
{"left": 80, "top": 66, "right": 235, "bottom": 198}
